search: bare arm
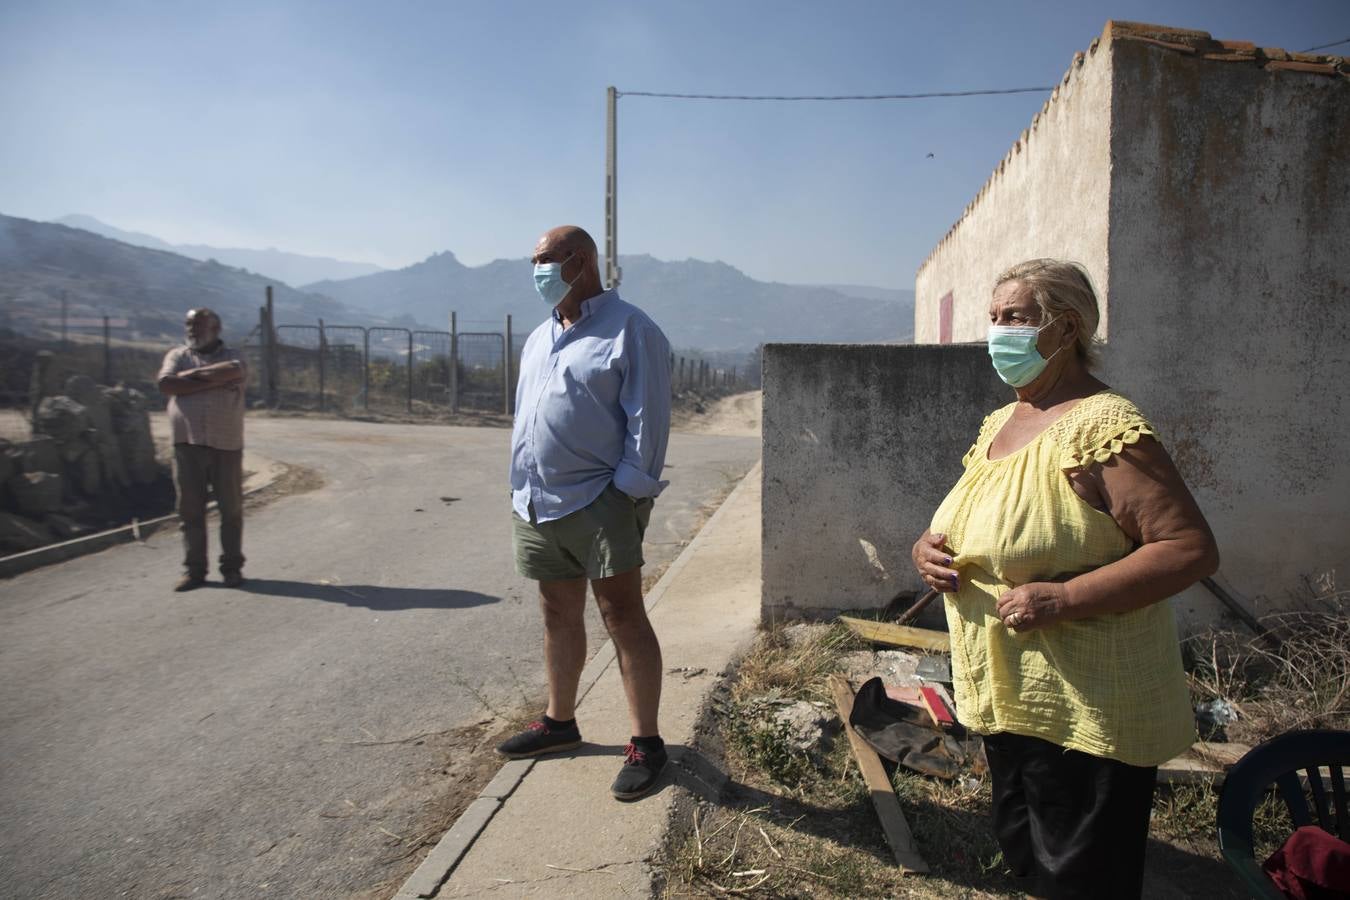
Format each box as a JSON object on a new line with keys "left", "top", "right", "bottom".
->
{"left": 996, "top": 435, "right": 1220, "bottom": 629}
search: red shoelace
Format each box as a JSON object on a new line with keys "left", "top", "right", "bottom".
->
{"left": 622, "top": 742, "right": 647, "bottom": 766}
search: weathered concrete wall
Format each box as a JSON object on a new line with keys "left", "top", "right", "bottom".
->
{"left": 904, "top": 22, "right": 1350, "bottom": 628}
{"left": 761, "top": 344, "right": 1008, "bottom": 621}
{"left": 1104, "top": 36, "right": 1350, "bottom": 620}
{"left": 915, "top": 38, "right": 1113, "bottom": 344}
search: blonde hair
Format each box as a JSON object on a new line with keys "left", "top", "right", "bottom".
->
{"left": 995, "top": 258, "right": 1102, "bottom": 368}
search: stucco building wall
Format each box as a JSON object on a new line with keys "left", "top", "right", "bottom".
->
{"left": 908, "top": 22, "right": 1350, "bottom": 625}
{"left": 914, "top": 38, "right": 1114, "bottom": 346}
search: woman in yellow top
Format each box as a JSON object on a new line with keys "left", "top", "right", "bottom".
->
{"left": 912, "top": 259, "right": 1219, "bottom": 899}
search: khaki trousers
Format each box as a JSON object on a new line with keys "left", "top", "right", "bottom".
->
{"left": 173, "top": 443, "right": 245, "bottom": 578}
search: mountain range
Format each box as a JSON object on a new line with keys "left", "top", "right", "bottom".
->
{"left": 54, "top": 215, "right": 385, "bottom": 288}
{"left": 0, "top": 214, "right": 380, "bottom": 341}
{"left": 304, "top": 252, "right": 914, "bottom": 350}
{"left": 4, "top": 213, "right": 915, "bottom": 351}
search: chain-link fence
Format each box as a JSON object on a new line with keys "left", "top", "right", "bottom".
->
{"left": 323, "top": 325, "right": 368, "bottom": 414}
{"left": 412, "top": 330, "right": 452, "bottom": 409}
{"left": 456, "top": 332, "right": 507, "bottom": 412}
{"left": 274, "top": 325, "right": 323, "bottom": 411}
{"left": 365, "top": 327, "right": 412, "bottom": 414}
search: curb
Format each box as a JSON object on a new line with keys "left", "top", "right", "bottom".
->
{"left": 394, "top": 462, "right": 761, "bottom": 899}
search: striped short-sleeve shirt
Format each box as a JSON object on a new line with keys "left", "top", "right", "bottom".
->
{"left": 158, "top": 343, "right": 247, "bottom": 451}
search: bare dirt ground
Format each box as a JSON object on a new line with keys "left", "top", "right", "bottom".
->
{"left": 673, "top": 390, "right": 762, "bottom": 437}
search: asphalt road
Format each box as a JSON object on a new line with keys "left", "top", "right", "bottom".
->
{"left": 0, "top": 414, "right": 759, "bottom": 899}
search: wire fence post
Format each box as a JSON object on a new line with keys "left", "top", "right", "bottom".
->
{"left": 449, "top": 311, "right": 459, "bottom": 414}
{"left": 406, "top": 330, "right": 414, "bottom": 413}
{"left": 361, "top": 328, "right": 370, "bottom": 411}
{"left": 264, "top": 287, "right": 279, "bottom": 407}
{"left": 102, "top": 315, "right": 112, "bottom": 385}
{"left": 503, "top": 314, "right": 513, "bottom": 415}
{"left": 317, "top": 319, "right": 327, "bottom": 412}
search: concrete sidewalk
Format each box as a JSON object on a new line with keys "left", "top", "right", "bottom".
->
{"left": 397, "top": 462, "right": 764, "bottom": 899}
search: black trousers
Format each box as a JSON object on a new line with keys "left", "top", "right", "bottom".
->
{"left": 984, "top": 732, "right": 1158, "bottom": 900}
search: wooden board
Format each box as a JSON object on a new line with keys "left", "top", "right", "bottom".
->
{"left": 827, "top": 673, "right": 931, "bottom": 874}
{"left": 840, "top": 616, "right": 951, "bottom": 653}
{"left": 1159, "top": 741, "right": 1252, "bottom": 785}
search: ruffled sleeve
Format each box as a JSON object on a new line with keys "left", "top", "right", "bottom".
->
{"left": 1053, "top": 392, "right": 1158, "bottom": 470}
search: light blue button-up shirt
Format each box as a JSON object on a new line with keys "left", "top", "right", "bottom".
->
{"left": 510, "top": 290, "right": 672, "bottom": 523}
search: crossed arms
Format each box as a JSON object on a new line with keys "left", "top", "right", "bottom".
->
{"left": 158, "top": 360, "right": 245, "bottom": 397}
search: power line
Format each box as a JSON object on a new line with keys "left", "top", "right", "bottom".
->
{"left": 616, "top": 86, "right": 1055, "bottom": 102}
{"left": 1299, "top": 37, "right": 1349, "bottom": 52}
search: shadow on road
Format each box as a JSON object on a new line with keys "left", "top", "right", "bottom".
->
{"left": 236, "top": 579, "right": 500, "bottom": 611}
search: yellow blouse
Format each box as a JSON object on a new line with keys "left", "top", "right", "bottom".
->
{"left": 930, "top": 390, "right": 1195, "bottom": 767}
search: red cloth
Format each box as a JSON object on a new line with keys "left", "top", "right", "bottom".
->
{"left": 1263, "top": 825, "right": 1350, "bottom": 899}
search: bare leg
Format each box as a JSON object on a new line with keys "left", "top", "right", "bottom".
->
{"left": 539, "top": 577, "right": 588, "bottom": 721}
{"left": 592, "top": 566, "right": 662, "bottom": 737}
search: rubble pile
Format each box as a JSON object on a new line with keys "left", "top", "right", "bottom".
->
{"left": 1, "top": 374, "right": 170, "bottom": 554}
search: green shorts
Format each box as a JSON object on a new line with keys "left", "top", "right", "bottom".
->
{"left": 513, "top": 483, "right": 654, "bottom": 581}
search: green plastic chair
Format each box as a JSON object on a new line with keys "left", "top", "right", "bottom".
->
{"left": 1215, "top": 728, "right": 1350, "bottom": 899}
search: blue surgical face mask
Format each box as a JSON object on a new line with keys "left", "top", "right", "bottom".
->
{"left": 987, "top": 316, "right": 1065, "bottom": 387}
{"left": 533, "top": 253, "right": 576, "bottom": 306}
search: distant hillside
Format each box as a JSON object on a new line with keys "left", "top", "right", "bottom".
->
{"left": 54, "top": 214, "right": 385, "bottom": 288}
{"left": 0, "top": 214, "right": 383, "bottom": 342}
{"left": 306, "top": 253, "right": 914, "bottom": 350}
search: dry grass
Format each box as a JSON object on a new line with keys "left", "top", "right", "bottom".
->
{"left": 661, "top": 606, "right": 1350, "bottom": 899}
{"left": 663, "top": 624, "right": 1015, "bottom": 898}
{"left": 1184, "top": 595, "right": 1350, "bottom": 745}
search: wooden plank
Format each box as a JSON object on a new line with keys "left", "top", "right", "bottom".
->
{"left": 840, "top": 616, "right": 950, "bottom": 653}
{"left": 1159, "top": 741, "right": 1252, "bottom": 785}
{"left": 827, "top": 673, "right": 931, "bottom": 874}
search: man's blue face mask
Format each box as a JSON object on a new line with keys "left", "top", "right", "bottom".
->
{"left": 986, "top": 315, "right": 1065, "bottom": 387}
{"left": 533, "top": 253, "right": 576, "bottom": 307}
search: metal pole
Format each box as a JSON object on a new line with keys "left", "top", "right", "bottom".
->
{"left": 362, "top": 328, "right": 370, "bottom": 411}
{"left": 449, "top": 312, "right": 459, "bottom": 414}
{"left": 504, "top": 314, "right": 514, "bottom": 415}
{"left": 317, "top": 318, "right": 326, "bottom": 413}
{"left": 406, "top": 330, "right": 414, "bottom": 414}
{"left": 102, "top": 315, "right": 111, "bottom": 385}
{"left": 265, "top": 286, "right": 278, "bottom": 407}
{"left": 604, "top": 86, "right": 621, "bottom": 290}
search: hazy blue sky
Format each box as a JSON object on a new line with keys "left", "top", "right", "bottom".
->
{"left": 2, "top": 1, "right": 1345, "bottom": 287}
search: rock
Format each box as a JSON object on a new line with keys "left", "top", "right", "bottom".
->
{"left": 17, "top": 436, "right": 61, "bottom": 475}
{"left": 0, "top": 511, "right": 54, "bottom": 553}
{"left": 770, "top": 700, "right": 839, "bottom": 760}
{"left": 71, "top": 448, "right": 103, "bottom": 496}
{"left": 33, "top": 396, "right": 92, "bottom": 448}
{"left": 7, "top": 471, "right": 63, "bottom": 517}
{"left": 837, "top": 649, "right": 923, "bottom": 686}
{"left": 67, "top": 376, "right": 128, "bottom": 489}
{"left": 0, "top": 440, "right": 14, "bottom": 486}
{"left": 105, "top": 386, "right": 158, "bottom": 484}
{"left": 43, "top": 512, "right": 92, "bottom": 540}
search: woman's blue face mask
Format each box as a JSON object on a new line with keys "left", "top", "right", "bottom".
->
{"left": 987, "top": 315, "right": 1065, "bottom": 387}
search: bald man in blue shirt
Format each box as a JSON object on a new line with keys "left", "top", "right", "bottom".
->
{"left": 499, "top": 225, "right": 673, "bottom": 801}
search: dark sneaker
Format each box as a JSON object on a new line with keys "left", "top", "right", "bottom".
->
{"left": 496, "top": 721, "right": 582, "bottom": 759}
{"left": 174, "top": 574, "right": 206, "bottom": 592}
{"left": 611, "top": 742, "right": 668, "bottom": 801}
{"left": 222, "top": 571, "right": 244, "bottom": 588}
